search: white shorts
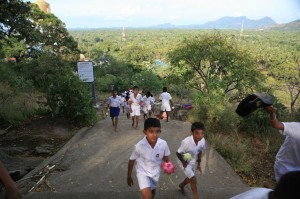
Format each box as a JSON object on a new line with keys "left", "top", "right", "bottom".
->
{"left": 130, "top": 105, "right": 141, "bottom": 116}
{"left": 137, "top": 173, "right": 159, "bottom": 190}
{"left": 178, "top": 161, "right": 195, "bottom": 179}
{"left": 161, "top": 104, "right": 171, "bottom": 112}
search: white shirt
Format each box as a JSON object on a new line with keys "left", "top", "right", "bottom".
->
{"left": 275, "top": 122, "right": 300, "bottom": 181}
{"left": 159, "top": 92, "right": 172, "bottom": 106}
{"left": 230, "top": 188, "right": 272, "bottom": 199}
{"left": 130, "top": 93, "right": 142, "bottom": 106}
{"left": 142, "top": 96, "right": 151, "bottom": 107}
{"left": 150, "top": 96, "right": 155, "bottom": 105}
{"left": 130, "top": 136, "right": 171, "bottom": 177}
{"left": 177, "top": 136, "right": 206, "bottom": 165}
{"left": 108, "top": 96, "right": 122, "bottom": 108}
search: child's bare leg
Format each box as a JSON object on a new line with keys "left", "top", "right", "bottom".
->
{"left": 190, "top": 176, "right": 199, "bottom": 199}
{"left": 166, "top": 111, "right": 169, "bottom": 122}
{"left": 140, "top": 188, "right": 152, "bottom": 199}
{"left": 135, "top": 116, "right": 139, "bottom": 128}
{"left": 114, "top": 117, "right": 118, "bottom": 132}
{"left": 179, "top": 177, "right": 190, "bottom": 196}
{"left": 132, "top": 116, "right": 135, "bottom": 126}
{"left": 151, "top": 189, "right": 156, "bottom": 199}
{"left": 111, "top": 117, "right": 115, "bottom": 126}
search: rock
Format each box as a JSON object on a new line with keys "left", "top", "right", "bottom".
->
{"left": 35, "top": 146, "right": 52, "bottom": 155}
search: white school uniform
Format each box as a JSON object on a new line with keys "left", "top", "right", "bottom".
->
{"left": 129, "top": 93, "right": 142, "bottom": 116}
{"left": 130, "top": 136, "right": 171, "bottom": 190}
{"left": 108, "top": 95, "right": 122, "bottom": 108}
{"left": 142, "top": 96, "right": 152, "bottom": 112}
{"left": 124, "top": 101, "right": 130, "bottom": 114}
{"left": 177, "top": 136, "right": 206, "bottom": 179}
{"left": 159, "top": 92, "right": 172, "bottom": 111}
{"left": 274, "top": 122, "right": 300, "bottom": 182}
{"left": 230, "top": 188, "right": 272, "bottom": 199}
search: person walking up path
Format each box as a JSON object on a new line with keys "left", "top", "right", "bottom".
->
{"left": 159, "top": 87, "right": 173, "bottom": 122}
{"left": 108, "top": 89, "right": 123, "bottom": 132}
{"left": 129, "top": 86, "right": 143, "bottom": 129}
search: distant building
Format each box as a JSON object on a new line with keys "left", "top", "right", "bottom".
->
{"left": 35, "top": 0, "right": 51, "bottom": 13}
{"left": 121, "top": 27, "right": 126, "bottom": 41}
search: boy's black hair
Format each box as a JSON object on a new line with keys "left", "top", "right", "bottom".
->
{"left": 271, "top": 171, "right": 300, "bottom": 199}
{"left": 163, "top": 87, "right": 167, "bottom": 92}
{"left": 133, "top": 86, "right": 138, "bottom": 89}
{"left": 191, "top": 122, "right": 205, "bottom": 132}
{"left": 125, "top": 96, "right": 129, "bottom": 100}
{"left": 144, "top": 118, "right": 161, "bottom": 130}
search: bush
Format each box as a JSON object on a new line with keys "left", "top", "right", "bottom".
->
{"left": 192, "top": 91, "right": 241, "bottom": 133}
{"left": 47, "top": 73, "right": 99, "bottom": 126}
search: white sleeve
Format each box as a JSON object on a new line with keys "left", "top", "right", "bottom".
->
{"left": 164, "top": 142, "right": 171, "bottom": 156}
{"left": 129, "top": 145, "right": 139, "bottom": 160}
{"left": 281, "top": 122, "right": 300, "bottom": 139}
{"left": 177, "top": 139, "right": 188, "bottom": 153}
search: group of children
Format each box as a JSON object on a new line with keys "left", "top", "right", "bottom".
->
{"left": 127, "top": 118, "right": 206, "bottom": 199}
{"left": 108, "top": 86, "right": 173, "bottom": 131}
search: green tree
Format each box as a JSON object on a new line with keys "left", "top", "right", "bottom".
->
{"left": 168, "top": 32, "right": 263, "bottom": 97}
{"left": 269, "top": 50, "right": 300, "bottom": 113}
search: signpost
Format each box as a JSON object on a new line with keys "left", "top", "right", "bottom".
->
{"left": 77, "top": 61, "right": 96, "bottom": 104}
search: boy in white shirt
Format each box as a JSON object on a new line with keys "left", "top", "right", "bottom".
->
{"left": 107, "top": 89, "right": 123, "bottom": 132}
{"left": 129, "top": 86, "right": 143, "bottom": 129}
{"left": 176, "top": 122, "right": 206, "bottom": 199}
{"left": 265, "top": 106, "right": 300, "bottom": 182}
{"left": 159, "top": 87, "right": 173, "bottom": 122}
{"left": 142, "top": 91, "right": 152, "bottom": 120}
{"left": 127, "top": 118, "right": 171, "bottom": 199}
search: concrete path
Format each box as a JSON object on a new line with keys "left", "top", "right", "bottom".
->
{"left": 19, "top": 113, "right": 250, "bottom": 199}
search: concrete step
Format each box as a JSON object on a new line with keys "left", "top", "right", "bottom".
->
{"left": 23, "top": 187, "right": 251, "bottom": 199}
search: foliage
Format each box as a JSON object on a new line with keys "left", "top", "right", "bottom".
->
{"left": 167, "top": 32, "right": 264, "bottom": 96}
{"left": 131, "top": 71, "right": 162, "bottom": 93}
{"left": 0, "top": 0, "right": 38, "bottom": 43}
{"left": 0, "top": 62, "right": 36, "bottom": 126}
{"left": 47, "top": 72, "right": 98, "bottom": 126}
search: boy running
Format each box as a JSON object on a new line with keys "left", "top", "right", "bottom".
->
{"left": 129, "top": 86, "right": 142, "bottom": 129}
{"left": 176, "top": 122, "right": 206, "bottom": 199}
{"left": 127, "top": 118, "right": 171, "bottom": 199}
{"left": 107, "top": 89, "right": 123, "bottom": 132}
{"left": 159, "top": 87, "right": 173, "bottom": 122}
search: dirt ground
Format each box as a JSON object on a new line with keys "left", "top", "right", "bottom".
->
{"left": 0, "top": 115, "right": 78, "bottom": 181}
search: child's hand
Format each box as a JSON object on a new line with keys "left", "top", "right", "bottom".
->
{"left": 127, "top": 176, "right": 134, "bottom": 187}
{"left": 197, "top": 164, "right": 202, "bottom": 174}
{"left": 182, "top": 161, "right": 188, "bottom": 168}
{"left": 265, "top": 106, "right": 276, "bottom": 114}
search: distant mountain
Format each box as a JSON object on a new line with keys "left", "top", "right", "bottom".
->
{"left": 178, "top": 16, "right": 277, "bottom": 29}
{"left": 148, "top": 23, "right": 177, "bottom": 29}
{"left": 267, "top": 19, "right": 300, "bottom": 30}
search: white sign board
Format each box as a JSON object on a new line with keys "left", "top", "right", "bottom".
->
{"left": 77, "top": 62, "right": 94, "bottom": 82}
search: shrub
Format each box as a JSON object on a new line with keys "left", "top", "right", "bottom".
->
{"left": 47, "top": 73, "right": 99, "bottom": 126}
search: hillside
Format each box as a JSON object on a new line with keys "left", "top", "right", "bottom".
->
{"left": 267, "top": 19, "right": 300, "bottom": 30}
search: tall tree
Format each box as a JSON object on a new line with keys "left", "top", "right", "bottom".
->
{"left": 168, "top": 32, "right": 263, "bottom": 97}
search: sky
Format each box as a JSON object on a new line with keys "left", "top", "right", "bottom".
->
{"left": 28, "top": 0, "right": 300, "bottom": 28}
